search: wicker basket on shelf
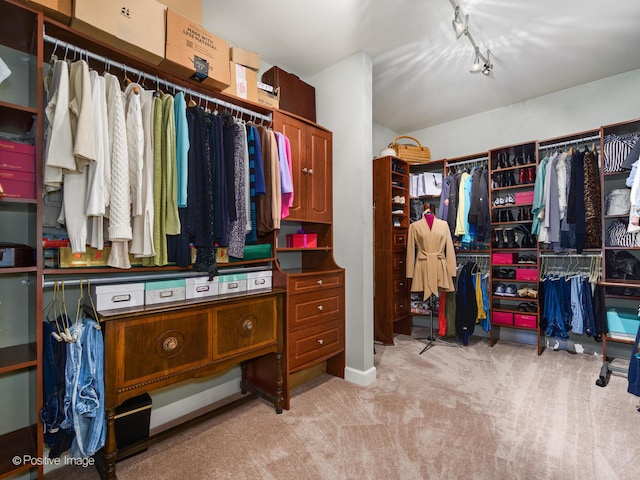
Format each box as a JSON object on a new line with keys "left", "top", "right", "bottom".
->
{"left": 389, "top": 135, "right": 431, "bottom": 163}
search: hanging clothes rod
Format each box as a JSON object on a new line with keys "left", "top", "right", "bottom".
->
{"left": 447, "top": 156, "right": 489, "bottom": 167}
{"left": 538, "top": 134, "right": 601, "bottom": 151}
{"left": 42, "top": 265, "right": 271, "bottom": 288}
{"left": 43, "top": 32, "right": 272, "bottom": 124}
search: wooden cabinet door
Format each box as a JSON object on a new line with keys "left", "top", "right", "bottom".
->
{"left": 307, "top": 127, "right": 332, "bottom": 223}
{"left": 275, "top": 111, "right": 305, "bottom": 220}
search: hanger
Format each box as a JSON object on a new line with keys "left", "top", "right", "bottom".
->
{"left": 188, "top": 89, "right": 197, "bottom": 108}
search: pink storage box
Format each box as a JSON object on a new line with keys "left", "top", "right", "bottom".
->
{"left": 0, "top": 169, "right": 36, "bottom": 199}
{"left": 493, "top": 312, "right": 513, "bottom": 326}
{"left": 492, "top": 253, "right": 516, "bottom": 264}
{"left": 514, "top": 313, "right": 536, "bottom": 328}
{"left": 516, "top": 268, "right": 538, "bottom": 281}
{"left": 515, "top": 191, "right": 534, "bottom": 205}
{"left": 286, "top": 233, "right": 318, "bottom": 248}
{"left": 0, "top": 140, "right": 36, "bottom": 173}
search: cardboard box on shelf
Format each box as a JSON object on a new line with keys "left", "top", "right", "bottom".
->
{"left": 161, "top": 9, "right": 230, "bottom": 90}
{"left": 24, "top": 0, "right": 72, "bottom": 24}
{"left": 230, "top": 46, "right": 260, "bottom": 71}
{"left": 257, "top": 83, "right": 280, "bottom": 109}
{"left": 158, "top": 0, "right": 201, "bottom": 24}
{"left": 71, "top": 0, "right": 166, "bottom": 65}
{"left": 185, "top": 276, "right": 219, "bottom": 299}
{"left": 222, "top": 62, "right": 257, "bottom": 102}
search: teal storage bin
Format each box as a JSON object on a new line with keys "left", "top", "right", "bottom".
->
{"left": 606, "top": 309, "right": 640, "bottom": 335}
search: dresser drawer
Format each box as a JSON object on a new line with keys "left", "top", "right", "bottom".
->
{"left": 393, "top": 297, "right": 409, "bottom": 318}
{"left": 287, "top": 288, "right": 344, "bottom": 331}
{"left": 116, "top": 307, "right": 213, "bottom": 389}
{"left": 392, "top": 229, "right": 408, "bottom": 251}
{"left": 287, "top": 271, "right": 344, "bottom": 294}
{"left": 213, "top": 296, "right": 278, "bottom": 359}
{"left": 391, "top": 251, "right": 407, "bottom": 277}
{"left": 288, "top": 319, "right": 344, "bottom": 371}
{"left": 393, "top": 277, "right": 409, "bottom": 294}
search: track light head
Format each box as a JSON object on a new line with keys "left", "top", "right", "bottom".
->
{"left": 452, "top": 7, "right": 468, "bottom": 39}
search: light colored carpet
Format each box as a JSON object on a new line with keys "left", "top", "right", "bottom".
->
{"left": 46, "top": 329, "right": 640, "bottom": 479}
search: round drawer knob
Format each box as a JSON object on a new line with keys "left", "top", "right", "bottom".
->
{"left": 163, "top": 336, "right": 178, "bottom": 352}
{"left": 308, "top": 169, "right": 313, "bottom": 174}
{"left": 242, "top": 319, "right": 254, "bottom": 331}
{"left": 317, "top": 339, "right": 324, "bottom": 345}
{"left": 317, "top": 305, "right": 324, "bottom": 311}
{"left": 302, "top": 167, "right": 308, "bottom": 173}
{"left": 317, "top": 279, "right": 324, "bottom": 286}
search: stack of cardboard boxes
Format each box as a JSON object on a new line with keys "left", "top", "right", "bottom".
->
{"left": 22, "top": 0, "right": 279, "bottom": 107}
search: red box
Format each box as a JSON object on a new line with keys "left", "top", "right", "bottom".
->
{"left": 516, "top": 268, "right": 538, "bottom": 281}
{"left": 493, "top": 312, "right": 513, "bottom": 326}
{"left": 492, "top": 253, "right": 516, "bottom": 264}
{"left": 0, "top": 169, "right": 36, "bottom": 199}
{"left": 515, "top": 191, "right": 534, "bottom": 205}
{"left": 0, "top": 140, "right": 36, "bottom": 173}
{"left": 286, "top": 233, "right": 318, "bottom": 248}
{"left": 514, "top": 314, "right": 537, "bottom": 328}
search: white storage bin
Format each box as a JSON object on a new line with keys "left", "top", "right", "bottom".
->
{"left": 145, "top": 279, "right": 186, "bottom": 305}
{"left": 185, "top": 276, "right": 219, "bottom": 299}
{"left": 247, "top": 270, "right": 272, "bottom": 291}
{"left": 218, "top": 273, "right": 247, "bottom": 295}
{"left": 91, "top": 283, "right": 145, "bottom": 311}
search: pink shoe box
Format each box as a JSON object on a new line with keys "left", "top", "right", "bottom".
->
{"left": 515, "top": 191, "right": 534, "bottom": 205}
{"left": 515, "top": 268, "right": 538, "bottom": 281}
{"left": 0, "top": 140, "right": 36, "bottom": 173}
{"left": 0, "top": 168, "right": 36, "bottom": 199}
{"left": 493, "top": 311, "right": 513, "bottom": 326}
{"left": 492, "top": 253, "right": 516, "bottom": 264}
{"left": 514, "top": 313, "right": 537, "bottom": 328}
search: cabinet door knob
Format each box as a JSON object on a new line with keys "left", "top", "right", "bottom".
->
{"left": 317, "top": 305, "right": 324, "bottom": 311}
{"left": 317, "top": 339, "right": 324, "bottom": 345}
{"left": 308, "top": 169, "right": 313, "bottom": 174}
{"left": 302, "top": 167, "right": 308, "bottom": 173}
{"left": 399, "top": 282, "right": 404, "bottom": 287}
{"left": 317, "top": 279, "right": 324, "bottom": 285}
{"left": 398, "top": 236, "right": 404, "bottom": 242}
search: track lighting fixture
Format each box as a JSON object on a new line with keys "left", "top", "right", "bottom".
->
{"left": 449, "top": 0, "right": 493, "bottom": 76}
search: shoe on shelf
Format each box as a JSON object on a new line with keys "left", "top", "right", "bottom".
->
{"left": 494, "top": 283, "right": 506, "bottom": 295}
{"left": 391, "top": 209, "right": 404, "bottom": 214}
{"left": 526, "top": 303, "right": 538, "bottom": 313}
{"left": 517, "top": 302, "right": 529, "bottom": 312}
{"left": 505, "top": 194, "right": 515, "bottom": 205}
{"left": 505, "top": 284, "right": 517, "bottom": 296}
{"left": 517, "top": 287, "right": 529, "bottom": 297}
{"left": 527, "top": 288, "right": 538, "bottom": 299}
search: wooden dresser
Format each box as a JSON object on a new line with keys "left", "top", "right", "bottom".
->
{"left": 97, "top": 289, "right": 284, "bottom": 480}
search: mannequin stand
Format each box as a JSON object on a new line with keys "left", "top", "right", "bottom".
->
{"left": 417, "top": 293, "right": 460, "bottom": 354}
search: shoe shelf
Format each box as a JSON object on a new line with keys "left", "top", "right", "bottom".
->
{"left": 488, "top": 141, "right": 541, "bottom": 350}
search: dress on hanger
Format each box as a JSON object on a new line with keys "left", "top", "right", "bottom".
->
{"left": 406, "top": 214, "right": 457, "bottom": 300}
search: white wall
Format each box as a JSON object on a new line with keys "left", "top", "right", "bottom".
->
{"left": 308, "top": 52, "right": 376, "bottom": 386}
{"left": 400, "top": 68, "right": 640, "bottom": 159}
{"left": 373, "top": 122, "right": 399, "bottom": 158}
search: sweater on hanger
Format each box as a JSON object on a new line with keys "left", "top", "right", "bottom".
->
{"left": 105, "top": 72, "right": 131, "bottom": 268}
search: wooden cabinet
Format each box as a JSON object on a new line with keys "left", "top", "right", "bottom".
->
{"left": 274, "top": 111, "right": 332, "bottom": 223}
{"left": 0, "top": 1, "right": 43, "bottom": 478}
{"left": 373, "top": 156, "right": 410, "bottom": 345}
{"left": 247, "top": 113, "right": 344, "bottom": 410}
{"left": 99, "top": 291, "right": 284, "bottom": 479}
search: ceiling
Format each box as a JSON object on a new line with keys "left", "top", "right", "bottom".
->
{"left": 203, "top": 0, "right": 640, "bottom": 134}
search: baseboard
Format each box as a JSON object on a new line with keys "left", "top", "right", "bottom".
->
{"left": 149, "top": 378, "right": 241, "bottom": 431}
{"left": 344, "top": 365, "right": 376, "bottom": 386}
